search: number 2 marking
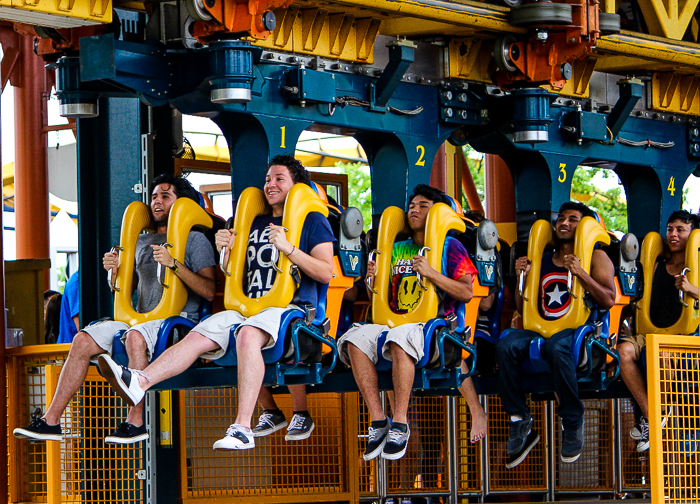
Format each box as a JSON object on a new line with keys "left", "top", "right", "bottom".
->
{"left": 416, "top": 145, "right": 425, "bottom": 166}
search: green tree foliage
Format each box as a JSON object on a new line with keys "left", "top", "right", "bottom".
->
{"left": 571, "top": 167, "right": 628, "bottom": 234}
{"left": 337, "top": 162, "right": 372, "bottom": 230}
{"left": 461, "top": 146, "right": 485, "bottom": 210}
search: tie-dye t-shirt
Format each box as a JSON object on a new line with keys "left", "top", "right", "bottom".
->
{"left": 389, "top": 237, "right": 477, "bottom": 316}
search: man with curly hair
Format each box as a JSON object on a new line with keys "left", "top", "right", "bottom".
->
{"left": 97, "top": 155, "right": 336, "bottom": 450}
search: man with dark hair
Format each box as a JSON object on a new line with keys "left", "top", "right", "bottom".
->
{"left": 337, "top": 184, "right": 486, "bottom": 461}
{"left": 14, "top": 176, "right": 217, "bottom": 444}
{"left": 619, "top": 210, "right": 699, "bottom": 452}
{"left": 496, "top": 201, "right": 615, "bottom": 468}
{"left": 97, "top": 155, "right": 336, "bottom": 450}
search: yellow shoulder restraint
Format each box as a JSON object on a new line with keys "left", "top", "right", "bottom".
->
{"left": 222, "top": 183, "right": 329, "bottom": 317}
{"left": 112, "top": 197, "right": 213, "bottom": 326}
{"left": 372, "top": 202, "right": 467, "bottom": 328}
{"left": 522, "top": 216, "right": 610, "bottom": 338}
{"left": 636, "top": 229, "right": 700, "bottom": 335}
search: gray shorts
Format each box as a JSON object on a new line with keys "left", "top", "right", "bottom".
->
{"left": 83, "top": 319, "right": 164, "bottom": 363}
{"left": 192, "top": 305, "right": 299, "bottom": 360}
{"left": 337, "top": 322, "right": 425, "bottom": 365}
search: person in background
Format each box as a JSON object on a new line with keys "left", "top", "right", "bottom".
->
{"left": 44, "top": 292, "right": 62, "bottom": 344}
{"left": 58, "top": 271, "right": 80, "bottom": 344}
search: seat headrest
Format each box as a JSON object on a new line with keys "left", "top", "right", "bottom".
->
{"left": 310, "top": 182, "right": 329, "bottom": 205}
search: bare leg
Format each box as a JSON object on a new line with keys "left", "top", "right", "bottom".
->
{"left": 138, "top": 332, "right": 219, "bottom": 391}
{"left": 619, "top": 342, "right": 648, "bottom": 418}
{"left": 288, "top": 385, "right": 308, "bottom": 411}
{"left": 257, "top": 387, "right": 278, "bottom": 411}
{"left": 390, "top": 342, "right": 415, "bottom": 425}
{"left": 233, "top": 327, "right": 270, "bottom": 428}
{"left": 123, "top": 330, "right": 149, "bottom": 426}
{"left": 44, "top": 332, "right": 103, "bottom": 425}
{"left": 459, "top": 360, "right": 488, "bottom": 442}
{"left": 348, "top": 343, "right": 386, "bottom": 422}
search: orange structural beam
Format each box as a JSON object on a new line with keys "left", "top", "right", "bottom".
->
{"left": 14, "top": 35, "right": 50, "bottom": 265}
{"left": 194, "top": 0, "right": 292, "bottom": 41}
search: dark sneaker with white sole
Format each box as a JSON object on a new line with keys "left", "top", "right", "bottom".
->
{"left": 252, "top": 411, "right": 288, "bottom": 437}
{"left": 105, "top": 422, "right": 149, "bottom": 444}
{"left": 363, "top": 418, "right": 392, "bottom": 461}
{"left": 213, "top": 424, "right": 255, "bottom": 450}
{"left": 636, "top": 407, "right": 673, "bottom": 452}
{"left": 97, "top": 354, "right": 146, "bottom": 407}
{"left": 285, "top": 414, "right": 315, "bottom": 441}
{"left": 561, "top": 420, "right": 585, "bottom": 463}
{"left": 506, "top": 416, "right": 540, "bottom": 469}
{"left": 13, "top": 417, "right": 62, "bottom": 441}
{"left": 382, "top": 423, "right": 410, "bottom": 460}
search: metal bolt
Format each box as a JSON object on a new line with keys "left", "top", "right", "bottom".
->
{"left": 459, "top": 110, "right": 468, "bottom": 120}
{"left": 569, "top": 37, "right": 576, "bottom": 43}
{"left": 693, "top": 128, "right": 699, "bottom": 136}
{"left": 694, "top": 143, "right": 700, "bottom": 152}
{"left": 458, "top": 93, "right": 467, "bottom": 102}
{"left": 536, "top": 31, "right": 548, "bottom": 42}
{"left": 444, "top": 91, "right": 453, "bottom": 101}
{"left": 445, "top": 108, "right": 453, "bottom": 118}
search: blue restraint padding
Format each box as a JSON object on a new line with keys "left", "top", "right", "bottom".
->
{"left": 374, "top": 318, "right": 448, "bottom": 371}
{"left": 112, "top": 330, "right": 128, "bottom": 367}
{"left": 111, "top": 316, "right": 198, "bottom": 367}
{"left": 474, "top": 287, "right": 505, "bottom": 345}
{"left": 212, "top": 308, "right": 305, "bottom": 367}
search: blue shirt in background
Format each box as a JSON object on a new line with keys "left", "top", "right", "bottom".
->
{"left": 58, "top": 272, "right": 80, "bottom": 344}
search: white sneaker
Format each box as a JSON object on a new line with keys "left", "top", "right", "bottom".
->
{"left": 213, "top": 424, "right": 255, "bottom": 450}
{"left": 97, "top": 354, "right": 146, "bottom": 407}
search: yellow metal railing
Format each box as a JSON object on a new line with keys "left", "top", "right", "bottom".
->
{"left": 647, "top": 334, "right": 700, "bottom": 503}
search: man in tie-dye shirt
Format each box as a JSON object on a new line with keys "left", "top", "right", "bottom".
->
{"left": 338, "top": 184, "right": 486, "bottom": 461}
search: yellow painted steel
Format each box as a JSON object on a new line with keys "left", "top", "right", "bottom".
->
{"left": 159, "top": 390, "right": 173, "bottom": 447}
{"left": 252, "top": 5, "right": 382, "bottom": 63}
{"left": 646, "top": 334, "right": 700, "bottom": 504}
{"left": 0, "top": 0, "right": 111, "bottom": 28}
{"left": 636, "top": 0, "right": 700, "bottom": 40}
{"left": 113, "top": 198, "right": 213, "bottom": 326}
{"left": 45, "top": 364, "right": 62, "bottom": 504}
{"left": 223, "top": 183, "right": 329, "bottom": 316}
{"left": 371, "top": 202, "right": 466, "bottom": 328}
{"left": 636, "top": 230, "right": 700, "bottom": 335}
{"left": 650, "top": 71, "right": 700, "bottom": 115}
{"left": 522, "top": 217, "right": 610, "bottom": 338}
{"left": 596, "top": 31, "right": 700, "bottom": 71}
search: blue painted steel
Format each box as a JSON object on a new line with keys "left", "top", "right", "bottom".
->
{"left": 372, "top": 41, "right": 415, "bottom": 109}
{"left": 339, "top": 250, "right": 362, "bottom": 277}
{"left": 510, "top": 87, "right": 554, "bottom": 140}
{"left": 208, "top": 40, "right": 256, "bottom": 100}
{"left": 607, "top": 80, "right": 643, "bottom": 137}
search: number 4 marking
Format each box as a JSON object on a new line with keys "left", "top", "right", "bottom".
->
{"left": 668, "top": 176, "right": 676, "bottom": 196}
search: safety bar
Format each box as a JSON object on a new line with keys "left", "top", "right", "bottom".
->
{"left": 416, "top": 246, "right": 431, "bottom": 291}
{"left": 156, "top": 243, "right": 174, "bottom": 289}
{"left": 107, "top": 246, "right": 124, "bottom": 293}
{"left": 679, "top": 267, "right": 690, "bottom": 307}
{"left": 367, "top": 249, "right": 380, "bottom": 294}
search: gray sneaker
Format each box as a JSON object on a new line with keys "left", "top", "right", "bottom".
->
{"left": 561, "top": 420, "right": 585, "bottom": 463}
{"left": 252, "top": 411, "right": 287, "bottom": 438}
{"left": 506, "top": 416, "right": 540, "bottom": 469}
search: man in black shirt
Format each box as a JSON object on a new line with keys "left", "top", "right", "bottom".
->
{"left": 619, "top": 210, "right": 699, "bottom": 452}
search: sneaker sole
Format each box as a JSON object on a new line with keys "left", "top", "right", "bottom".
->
{"left": 561, "top": 452, "right": 582, "bottom": 463}
{"left": 630, "top": 429, "right": 642, "bottom": 441}
{"left": 381, "top": 442, "right": 408, "bottom": 460}
{"left": 506, "top": 433, "right": 540, "bottom": 469}
{"left": 363, "top": 438, "right": 388, "bottom": 461}
{"left": 97, "top": 356, "right": 141, "bottom": 407}
{"left": 285, "top": 423, "right": 315, "bottom": 441}
{"left": 253, "top": 421, "right": 288, "bottom": 438}
{"left": 212, "top": 442, "right": 255, "bottom": 450}
{"left": 636, "top": 441, "right": 650, "bottom": 452}
{"left": 13, "top": 428, "right": 62, "bottom": 441}
{"left": 105, "top": 433, "right": 149, "bottom": 444}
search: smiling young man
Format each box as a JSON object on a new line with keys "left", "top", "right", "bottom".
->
{"left": 618, "top": 210, "right": 699, "bottom": 452}
{"left": 337, "top": 184, "right": 486, "bottom": 462}
{"left": 14, "top": 175, "right": 217, "bottom": 444}
{"left": 96, "top": 155, "right": 335, "bottom": 450}
{"left": 496, "top": 201, "right": 616, "bottom": 468}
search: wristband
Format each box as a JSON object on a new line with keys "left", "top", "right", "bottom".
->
{"left": 288, "top": 246, "right": 297, "bottom": 257}
{"left": 170, "top": 258, "right": 179, "bottom": 273}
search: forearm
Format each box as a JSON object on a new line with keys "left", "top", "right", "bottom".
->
{"left": 575, "top": 270, "right": 615, "bottom": 309}
{"left": 286, "top": 248, "right": 333, "bottom": 284}
{"left": 686, "top": 285, "right": 699, "bottom": 300}
{"left": 425, "top": 271, "right": 472, "bottom": 303}
{"left": 174, "top": 265, "right": 216, "bottom": 301}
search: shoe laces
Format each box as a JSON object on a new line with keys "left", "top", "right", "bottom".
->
{"left": 388, "top": 428, "right": 406, "bottom": 444}
{"left": 132, "top": 369, "right": 153, "bottom": 383}
{"left": 225, "top": 424, "right": 248, "bottom": 438}
{"left": 288, "top": 414, "right": 306, "bottom": 431}
{"left": 256, "top": 412, "right": 274, "bottom": 429}
{"left": 640, "top": 417, "right": 649, "bottom": 439}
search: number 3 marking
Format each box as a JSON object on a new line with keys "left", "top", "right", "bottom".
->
{"left": 558, "top": 163, "right": 567, "bottom": 183}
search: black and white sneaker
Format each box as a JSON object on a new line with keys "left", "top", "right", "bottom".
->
{"left": 363, "top": 418, "right": 392, "bottom": 461}
{"left": 97, "top": 354, "right": 146, "bottom": 407}
{"left": 506, "top": 416, "right": 540, "bottom": 469}
{"left": 105, "top": 422, "right": 149, "bottom": 444}
{"left": 382, "top": 423, "right": 410, "bottom": 460}
{"left": 252, "top": 411, "right": 287, "bottom": 437}
{"left": 285, "top": 414, "right": 315, "bottom": 441}
{"left": 636, "top": 416, "right": 650, "bottom": 452}
{"left": 13, "top": 417, "right": 62, "bottom": 441}
{"left": 213, "top": 424, "right": 255, "bottom": 450}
